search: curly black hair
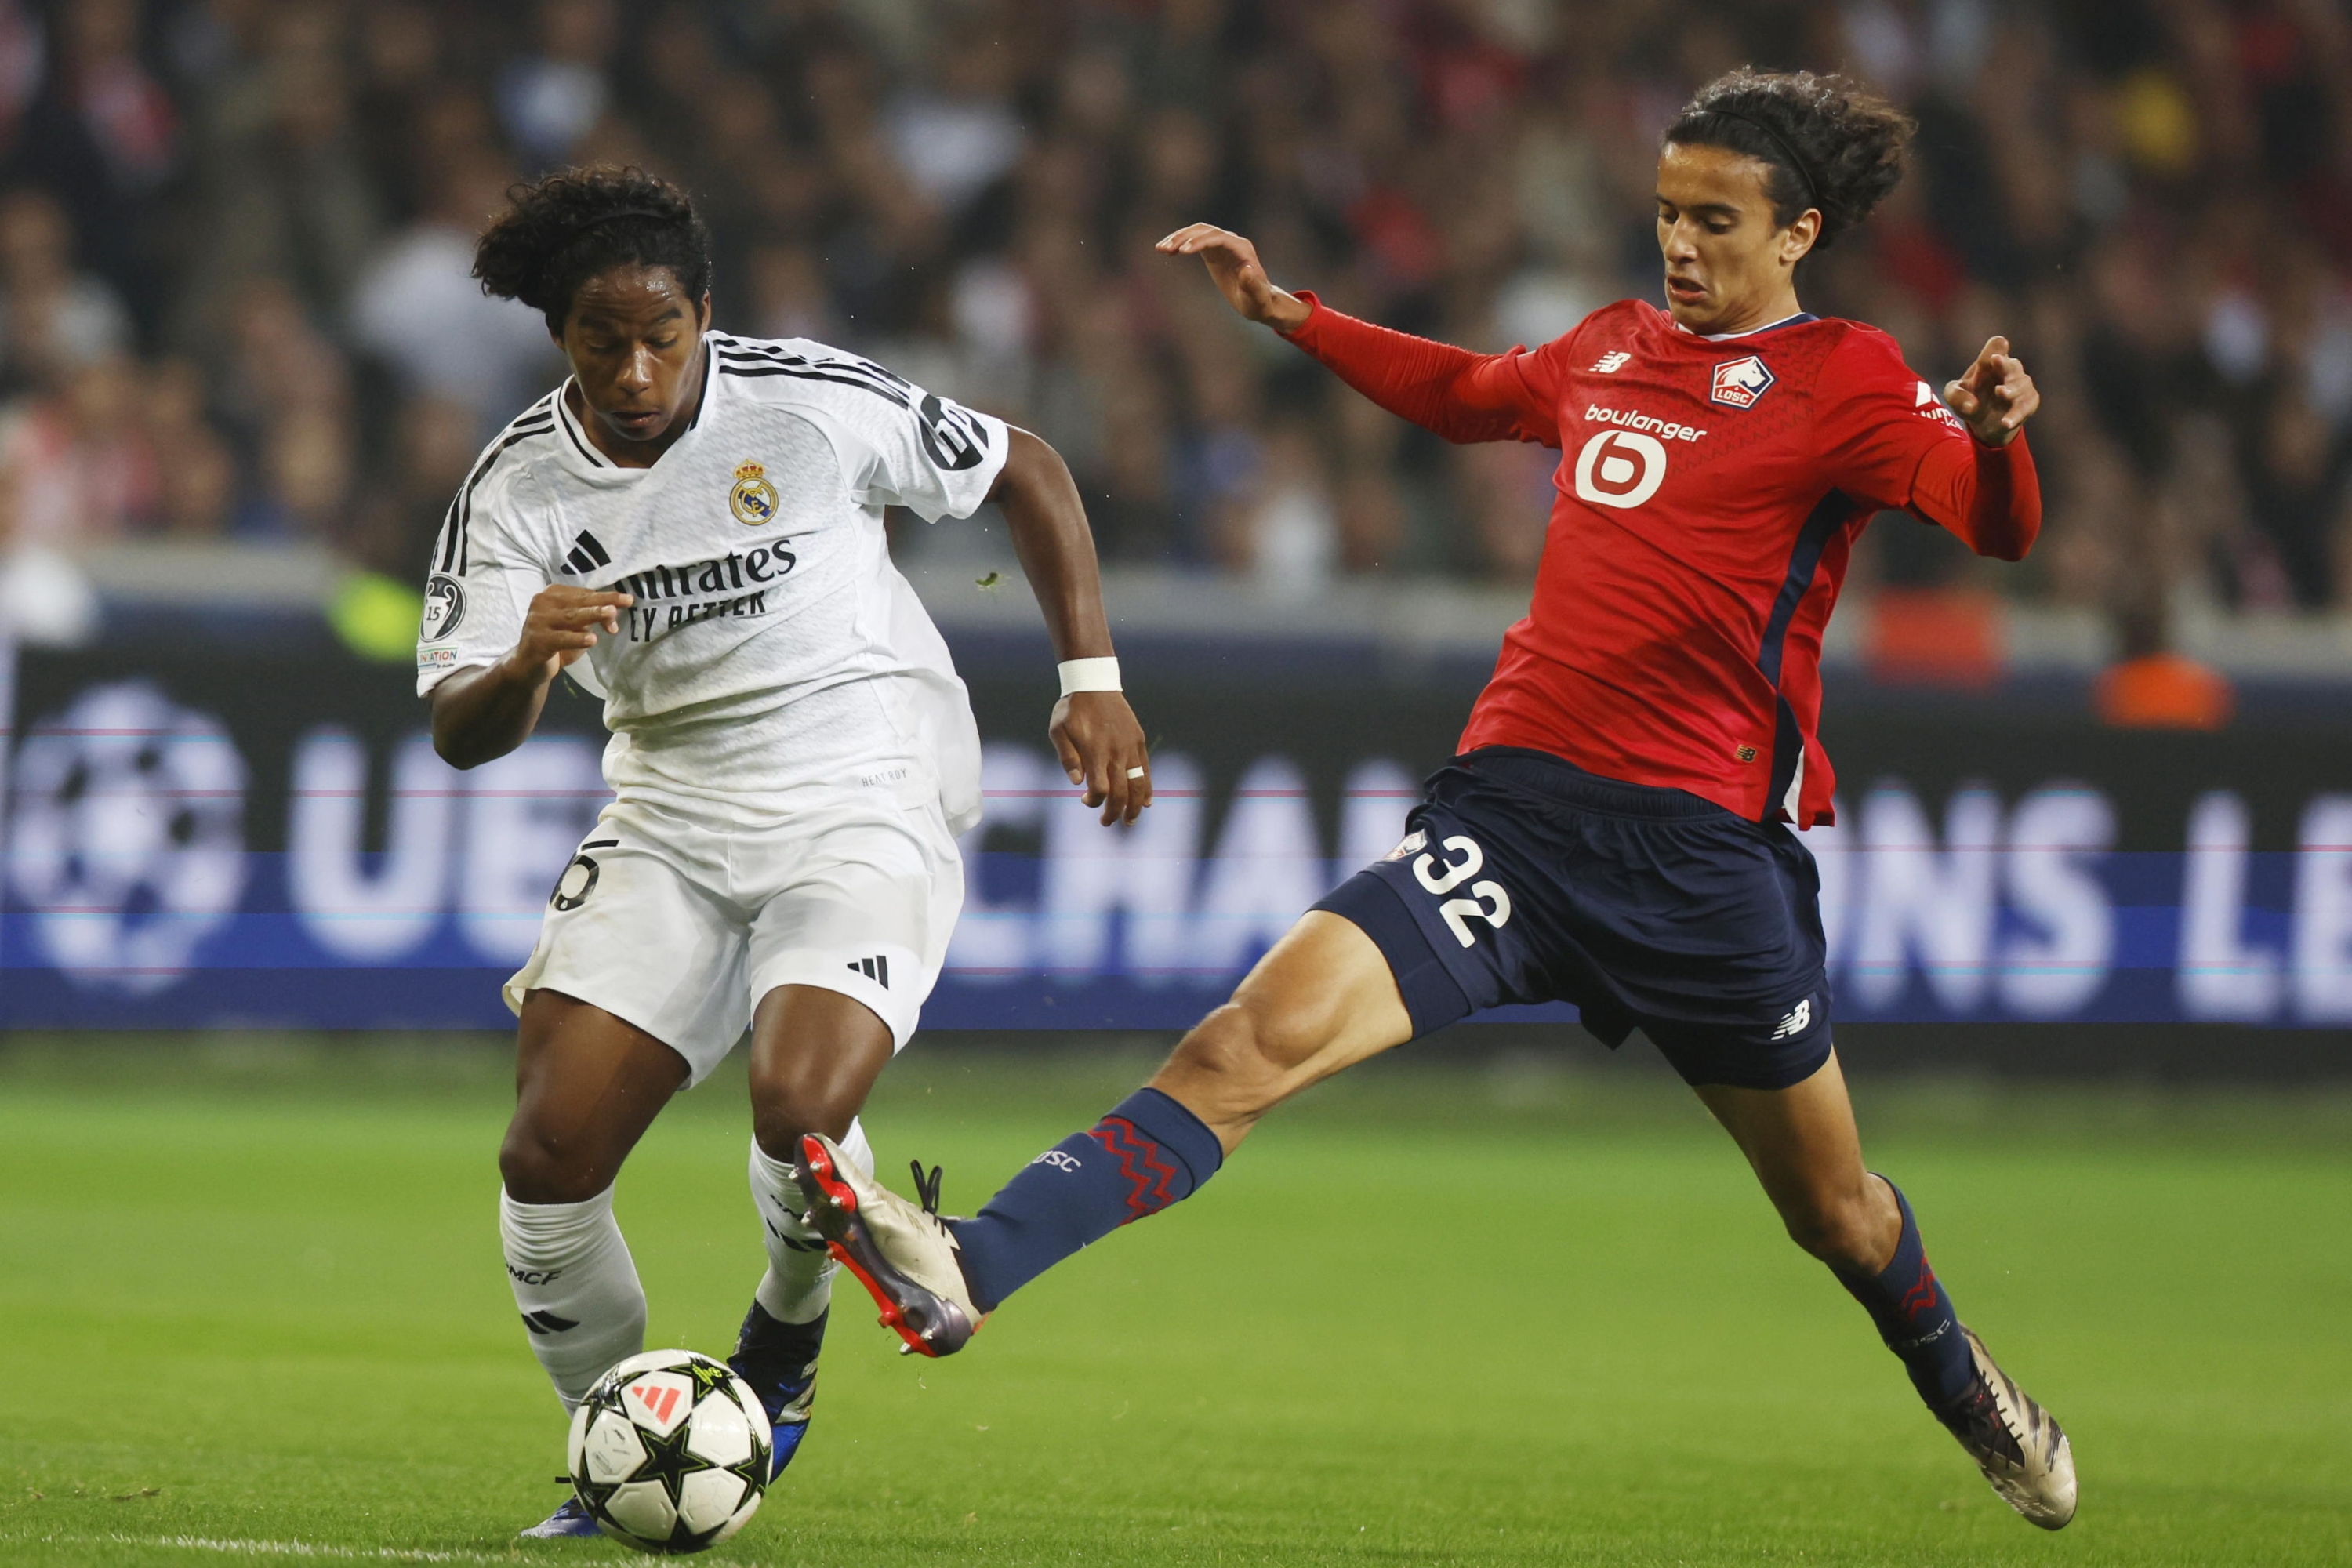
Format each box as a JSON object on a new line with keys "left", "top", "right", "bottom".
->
{"left": 471, "top": 165, "right": 713, "bottom": 333}
{"left": 1664, "top": 68, "right": 1913, "bottom": 252}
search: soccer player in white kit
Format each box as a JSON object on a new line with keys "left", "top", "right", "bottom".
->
{"left": 415, "top": 167, "right": 1152, "bottom": 1538}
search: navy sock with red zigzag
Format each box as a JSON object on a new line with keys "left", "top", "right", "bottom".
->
{"left": 1831, "top": 1177, "right": 1977, "bottom": 1410}
{"left": 946, "top": 1088, "right": 1224, "bottom": 1314}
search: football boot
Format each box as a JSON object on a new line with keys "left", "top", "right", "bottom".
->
{"left": 519, "top": 1494, "right": 602, "bottom": 1539}
{"left": 728, "top": 1300, "right": 823, "bottom": 1481}
{"left": 794, "top": 1134, "right": 979, "bottom": 1357}
{"left": 1936, "top": 1325, "right": 2078, "bottom": 1529}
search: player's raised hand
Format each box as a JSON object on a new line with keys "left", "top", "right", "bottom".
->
{"left": 1944, "top": 336, "right": 2039, "bottom": 448}
{"left": 510, "top": 585, "right": 635, "bottom": 681}
{"left": 1156, "top": 223, "right": 1312, "bottom": 333}
{"left": 1051, "top": 691, "right": 1152, "bottom": 826}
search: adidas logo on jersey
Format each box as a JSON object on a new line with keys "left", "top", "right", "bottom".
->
{"left": 564, "top": 530, "right": 612, "bottom": 575}
{"left": 1771, "top": 999, "right": 1812, "bottom": 1040}
{"left": 848, "top": 955, "right": 891, "bottom": 989}
{"left": 1591, "top": 350, "right": 1632, "bottom": 373}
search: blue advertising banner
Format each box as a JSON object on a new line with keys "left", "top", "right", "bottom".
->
{"left": 4, "top": 641, "right": 2350, "bottom": 1033}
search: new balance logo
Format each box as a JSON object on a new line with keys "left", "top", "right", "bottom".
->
{"left": 519, "top": 1310, "right": 579, "bottom": 1335}
{"left": 848, "top": 955, "right": 891, "bottom": 988}
{"left": 564, "top": 531, "right": 612, "bottom": 575}
{"left": 1591, "top": 350, "right": 1632, "bottom": 373}
{"left": 1771, "top": 999, "right": 1812, "bottom": 1040}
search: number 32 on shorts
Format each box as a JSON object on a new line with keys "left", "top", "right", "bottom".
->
{"left": 1412, "top": 834, "right": 1512, "bottom": 947}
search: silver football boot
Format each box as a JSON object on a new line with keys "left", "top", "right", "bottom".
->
{"left": 793, "top": 1134, "right": 981, "bottom": 1358}
{"left": 1939, "top": 1325, "right": 2078, "bottom": 1529}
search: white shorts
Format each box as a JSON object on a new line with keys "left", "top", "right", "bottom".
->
{"left": 503, "top": 792, "right": 964, "bottom": 1085}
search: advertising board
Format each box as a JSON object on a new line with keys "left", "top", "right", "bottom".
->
{"left": 5, "top": 642, "right": 2349, "bottom": 1036}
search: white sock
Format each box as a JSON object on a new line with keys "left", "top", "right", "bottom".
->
{"left": 499, "top": 1185, "right": 647, "bottom": 1413}
{"left": 748, "top": 1119, "right": 873, "bottom": 1324}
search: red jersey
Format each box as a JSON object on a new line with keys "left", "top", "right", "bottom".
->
{"left": 1284, "top": 294, "right": 2041, "bottom": 828}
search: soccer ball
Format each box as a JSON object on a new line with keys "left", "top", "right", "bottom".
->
{"left": 567, "top": 1349, "right": 772, "bottom": 1553}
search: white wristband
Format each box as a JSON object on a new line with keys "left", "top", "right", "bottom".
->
{"left": 1058, "top": 656, "right": 1121, "bottom": 695}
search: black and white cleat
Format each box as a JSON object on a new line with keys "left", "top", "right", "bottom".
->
{"left": 1937, "top": 1325, "right": 2078, "bottom": 1529}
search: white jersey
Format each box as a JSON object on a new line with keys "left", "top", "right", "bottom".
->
{"left": 416, "top": 332, "right": 1008, "bottom": 834}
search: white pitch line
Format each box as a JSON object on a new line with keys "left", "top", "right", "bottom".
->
{"left": 38, "top": 1534, "right": 531, "bottom": 1565}
{"left": 42, "top": 1532, "right": 786, "bottom": 1566}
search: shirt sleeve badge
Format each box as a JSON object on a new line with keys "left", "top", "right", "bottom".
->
{"left": 420, "top": 573, "right": 465, "bottom": 641}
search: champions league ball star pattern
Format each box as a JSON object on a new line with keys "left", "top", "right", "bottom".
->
{"left": 567, "top": 1349, "right": 772, "bottom": 1553}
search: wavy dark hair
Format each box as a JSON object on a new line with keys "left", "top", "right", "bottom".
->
{"left": 472, "top": 165, "right": 713, "bottom": 333}
{"left": 1664, "top": 68, "right": 1913, "bottom": 252}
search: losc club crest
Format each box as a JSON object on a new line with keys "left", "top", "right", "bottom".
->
{"left": 728, "top": 459, "right": 779, "bottom": 526}
{"left": 1711, "top": 354, "right": 1776, "bottom": 409}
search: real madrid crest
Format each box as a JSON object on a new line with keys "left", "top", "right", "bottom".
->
{"left": 728, "top": 459, "right": 779, "bottom": 526}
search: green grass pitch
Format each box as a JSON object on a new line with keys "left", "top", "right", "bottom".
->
{"left": 2, "top": 1036, "right": 2348, "bottom": 1566}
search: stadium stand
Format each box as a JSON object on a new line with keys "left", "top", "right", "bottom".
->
{"left": 0, "top": 0, "right": 2345, "bottom": 681}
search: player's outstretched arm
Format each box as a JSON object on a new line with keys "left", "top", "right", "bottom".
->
{"left": 989, "top": 426, "right": 1151, "bottom": 826}
{"left": 1942, "top": 335, "right": 2039, "bottom": 448}
{"left": 430, "top": 586, "right": 633, "bottom": 769}
{"left": 1154, "top": 223, "right": 1313, "bottom": 332}
{"left": 1156, "top": 223, "right": 1552, "bottom": 446}
{"left": 1913, "top": 336, "right": 2042, "bottom": 561}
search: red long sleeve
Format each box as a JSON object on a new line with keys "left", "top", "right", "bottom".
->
{"left": 1908, "top": 430, "right": 2041, "bottom": 561}
{"left": 1815, "top": 331, "right": 2042, "bottom": 561}
{"left": 1280, "top": 292, "right": 1562, "bottom": 448}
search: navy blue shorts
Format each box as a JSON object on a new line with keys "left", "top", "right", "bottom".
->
{"left": 1314, "top": 746, "right": 1834, "bottom": 1091}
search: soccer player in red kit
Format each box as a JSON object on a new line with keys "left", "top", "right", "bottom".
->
{"left": 797, "top": 69, "right": 2077, "bottom": 1529}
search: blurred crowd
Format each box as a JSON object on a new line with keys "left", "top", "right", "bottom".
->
{"left": 0, "top": 0, "right": 2347, "bottom": 631}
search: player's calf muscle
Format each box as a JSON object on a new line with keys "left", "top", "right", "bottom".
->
{"left": 1154, "top": 920, "right": 1413, "bottom": 1145}
{"left": 1773, "top": 1178, "right": 1897, "bottom": 1272}
{"left": 1152, "top": 1002, "right": 1301, "bottom": 1136}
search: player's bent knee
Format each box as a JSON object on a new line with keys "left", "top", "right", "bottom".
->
{"left": 749, "top": 1105, "right": 831, "bottom": 1165}
{"left": 497, "top": 1121, "right": 613, "bottom": 1207}
{"left": 1777, "top": 1187, "right": 1882, "bottom": 1272}
{"left": 746, "top": 1069, "right": 862, "bottom": 1162}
